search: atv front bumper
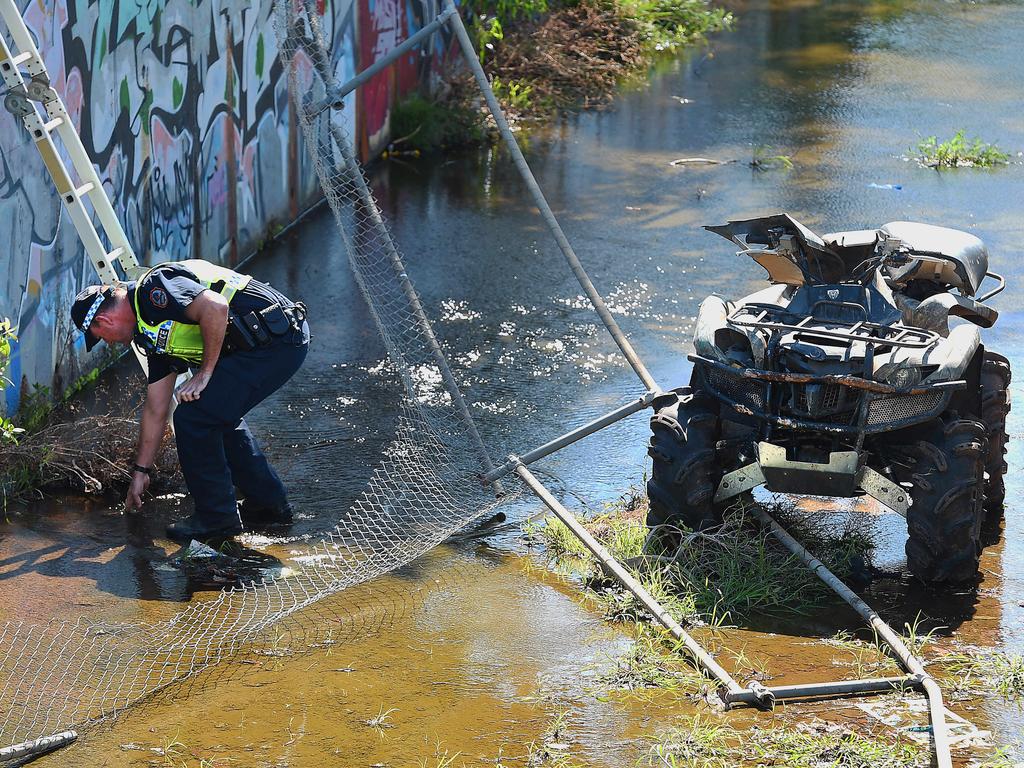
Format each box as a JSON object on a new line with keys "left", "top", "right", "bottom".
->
{"left": 690, "top": 355, "right": 965, "bottom": 434}
{"left": 715, "top": 441, "right": 910, "bottom": 517}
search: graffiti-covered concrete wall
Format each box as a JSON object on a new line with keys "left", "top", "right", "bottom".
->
{"left": 0, "top": 0, "right": 454, "bottom": 412}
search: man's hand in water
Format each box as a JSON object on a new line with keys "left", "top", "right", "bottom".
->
{"left": 125, "top": 471, "right": 150, "bottom": 512}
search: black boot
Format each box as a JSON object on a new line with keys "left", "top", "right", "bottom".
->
{"left": 166, "top": 512, "right": 243, "bottom": 543}
{"left": 238, "top": 500, "right": 293, "bottom": 531}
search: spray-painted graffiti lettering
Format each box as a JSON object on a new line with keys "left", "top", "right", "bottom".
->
{"left": 2, "top": 0, "right": 453, "bottom": 410}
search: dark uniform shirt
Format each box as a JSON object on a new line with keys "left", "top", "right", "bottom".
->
{"left": 131, "top": 264, "right": 291, "bottom": 384}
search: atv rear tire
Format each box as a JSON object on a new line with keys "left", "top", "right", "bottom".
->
{"left": 900, "top": 415, "right": 987, "bottom": 583}
{"left": 981, "top": 351, "right": 1011, "bottom": 521}
{"left": 646, "top": 388, "right": 724, "bottom": 532}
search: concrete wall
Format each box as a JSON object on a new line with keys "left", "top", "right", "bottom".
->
{"left": 1, "top": 0, "right": 453, "bottom": 412}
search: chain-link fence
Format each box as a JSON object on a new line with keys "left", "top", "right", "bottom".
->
{"left": 0, "top": 1, "right": 525, "bottom": 752}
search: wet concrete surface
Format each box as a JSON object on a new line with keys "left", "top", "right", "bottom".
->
{"left": 3, "top": 0, "right": 1024, "bottom": 762}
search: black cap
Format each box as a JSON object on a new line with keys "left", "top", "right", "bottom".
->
{"left": 70, "top": 286, "right": 112, "bottom": 351}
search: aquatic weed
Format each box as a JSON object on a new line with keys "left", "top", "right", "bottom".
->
{"left": 913, "top": 130, "right": 1010, "bottom": 168}
{"left": 596, "top": 560, "right": 697, "bottom": 626}
{"left": 598, "top": 624, "right": 706, "bottom": 694}
{"left": 747, "top": 720, "right": 926, "bottom": 767}
{"left": 417, "top": 748, "right": 463, "bottom": 768}
{"left": 154, "top": 731, "right": 188, "bottom": 766}
{"left": 899, "top": 613, "right": 939, "bottom": 657}
{"left": 750, "top": 146, "right": 794, "bottom": 171}
{"left": 526, "top": 494, "right": 876, "bottom": 626}
{"left": 364, "top": 704, "right": 398, "bottom": 738}
{"left": 938, "top": 649, "right": 1024, "bottom": 703}
{"left": 524, "top": 707, "right": 581, "bottom": 767}
{"left": 823, "top": 629, "right": 901, "bottom": 678}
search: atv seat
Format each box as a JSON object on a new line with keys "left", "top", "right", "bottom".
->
{"left": 879, "top": 222, "right": 989, "bottom": 297}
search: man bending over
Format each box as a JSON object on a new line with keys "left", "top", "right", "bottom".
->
{"left": 70, "top": 259, "right": 309, "bottom": 542}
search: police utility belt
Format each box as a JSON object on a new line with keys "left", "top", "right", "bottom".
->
{"left": 226, "top": 302, "right": 307, "bottom": 353}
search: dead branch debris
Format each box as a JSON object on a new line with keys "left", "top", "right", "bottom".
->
{"left": 1, "top": 414, "right": 179, "bottom": 502}
{"left": 486, "top": 1, "right": 647, "bottom": 113}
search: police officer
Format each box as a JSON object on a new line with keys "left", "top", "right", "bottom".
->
{"left": 69, "top": 259, "right": 310, "bottom": 542}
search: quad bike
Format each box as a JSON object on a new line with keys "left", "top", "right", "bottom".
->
{"left": 647, "top": 214, "right": 1010, "bottom": 583}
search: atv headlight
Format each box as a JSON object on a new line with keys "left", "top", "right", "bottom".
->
{"left": 880, "top": 364, "right": 922, "bottom": 390}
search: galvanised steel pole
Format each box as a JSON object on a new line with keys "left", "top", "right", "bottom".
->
{"left": 483, "top": 394, "right": 657, "bottom": 483}
{"left": 443, "top": 0, "right": 659, "bottom": 394}
{"left": 751, "top": 506, "right": 952, "bottom": 768}
{"left": 515, "top": 460, "right": 774, "bottom": 707}
{"left": 332, "top": 7, "right": 457, "bottom": 104}
{"left": 727, "top": 675, "right": 920, "bottom": 705}
{"left": 0, "top": 730, "right": 77, "bottom": 761}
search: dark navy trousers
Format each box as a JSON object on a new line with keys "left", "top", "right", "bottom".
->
{"left": 172, "top": 322, "right": 309, "bottom": 526}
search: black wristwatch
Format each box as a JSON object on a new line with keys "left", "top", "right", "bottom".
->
{"left": 132, "top": 464, "right": 152, "bottom": 476}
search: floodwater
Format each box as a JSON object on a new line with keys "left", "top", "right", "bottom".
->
{"left": 4, "top": 0, "right": 1024, "bottom": 763}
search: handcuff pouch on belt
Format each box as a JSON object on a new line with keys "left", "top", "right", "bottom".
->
{"left": 227, "top": 303, "right": 305, "bottom": 352}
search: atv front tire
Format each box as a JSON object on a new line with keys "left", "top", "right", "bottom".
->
{"left": 900, "top": 415, "right": 987, "bottom": 583}
{"left": 981, "top": 351, "right": 1011, "bottom": 521}
{"left": 646, "top": 388, "right": 724, "bottom": 532}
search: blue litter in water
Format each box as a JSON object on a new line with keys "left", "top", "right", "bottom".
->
{"left": 906, "top": 725, "right": 933, "bottom": 733}
{"left": 868, "top": 183, "right": 904, "bottom": 190}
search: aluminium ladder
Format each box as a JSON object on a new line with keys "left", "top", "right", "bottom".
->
{"left": 0, "top": 0, "right": 140, "bottom": 284}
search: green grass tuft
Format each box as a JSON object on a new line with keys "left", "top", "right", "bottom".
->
{"left": 526, "top": 494, "right": 876, "bottom": 628}
{"left": 938, "top": 649, "right": 1024, "bottom": 702}
{"left": 645, "top": 718, "right": 927, "bottom": 768}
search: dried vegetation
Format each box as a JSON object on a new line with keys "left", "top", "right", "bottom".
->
{"left": 0, "top": 408, "right": 179, "bottom": 508}
{"left": 389, "top": 0, "right": 731, "bottom": 150}
{"left": 484, "top": 2, "right": 647, "bottom": 114}
{"left": 1, "top": 323, "right": 179, "bottom": 508}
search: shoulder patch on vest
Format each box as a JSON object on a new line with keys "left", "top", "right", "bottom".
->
{"left": 149, "top": 287, "right": 169, "bottom": 309}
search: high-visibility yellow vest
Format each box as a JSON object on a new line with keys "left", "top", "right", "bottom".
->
{"left": 133, "top": 259, "right": 251, "bottom": 364}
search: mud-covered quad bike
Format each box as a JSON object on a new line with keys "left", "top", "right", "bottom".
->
{"left": 648, "top": 214, "right": 1010, "bottom": 583}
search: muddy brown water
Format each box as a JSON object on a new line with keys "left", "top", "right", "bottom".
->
{"left": 3, "top": 0, "right": 1024, "bottom": 763}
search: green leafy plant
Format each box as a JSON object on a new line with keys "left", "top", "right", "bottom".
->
{"left": 914, "top": 129, "right": 1010, "bottom": 168}
{"left": 0, "top": 319, "right": 22, "bottom": 444}
{"left": 388, "top": 93, "right": 489, "bottom": 152}
{"left": 492, "top": 76, "right": 536, "bottom": 112}
{"left": 625, "top": 0, "right": 733, "bottom": 52}
{"left": 467, "top": 0, "right": 548, "bottom": 62}
{"left": 476, "top": 15, "right": 504, "bottom": 62}
{"left": 466, "top": 0, "right": 549, "bottom": 27}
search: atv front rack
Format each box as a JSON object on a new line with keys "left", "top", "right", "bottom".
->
{"left": 729, "top": 303, "right": 939, "bottom": 349}
{"left": 690, "top": 355, "right": 965, "bottom": 434}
